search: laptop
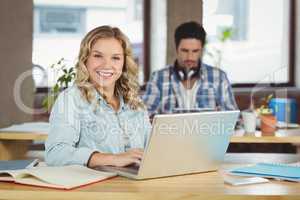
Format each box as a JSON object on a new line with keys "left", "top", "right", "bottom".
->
{"left": 94, "top": 110, "right": 240, "bottom": 180}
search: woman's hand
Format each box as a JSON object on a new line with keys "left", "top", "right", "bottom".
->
{"left": 112, "top": 148, "right": 143, "bottom": 167}
{"left": 88, "top": 148, "right": 144, "bottom": 168}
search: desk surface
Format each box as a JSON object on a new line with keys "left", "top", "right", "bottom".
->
{"left": 0, "top": 132, "right": 47, "bottom": 140}
{"left": 231, "top": 129, "right": 300, "bottom": 143}
{"left": 1, "top": 129, "right": 300, "bottom": 143}
{"left": 1, "top": 153, "right": 300, "bottom": 200}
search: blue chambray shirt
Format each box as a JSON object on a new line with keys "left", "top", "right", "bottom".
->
{"left": 45, "top": 85, "right": 152, "bottom": 166}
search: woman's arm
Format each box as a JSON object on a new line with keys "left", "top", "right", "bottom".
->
{"left": 88, "top": 110, "right": 151, "bottom": 168}
{"left": 45, "top": 89, "right": 98, "bottom": 166}
{"left": 87, "top": 148, "right": 143, "bottom": 168}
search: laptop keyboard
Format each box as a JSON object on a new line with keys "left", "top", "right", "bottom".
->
{"left": 114, "top": 163, "right": 140, "bottom": 175}
{"left": 94, "top": 163, "right": 140, "bottom": 175}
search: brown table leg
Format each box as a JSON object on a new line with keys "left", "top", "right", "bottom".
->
{"left": 0, "top": 140, "right": 31, "bottom": 160}
{"left": 296, "top": 144, "right": 300, "bottom": 154}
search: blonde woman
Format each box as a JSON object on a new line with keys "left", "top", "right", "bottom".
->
{"left": 45, "top": 26, "right": 151, "bottom": 168}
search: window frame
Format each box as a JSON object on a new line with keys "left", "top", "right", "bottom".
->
{"left": 143, "top": 0, "right": 151, "bottom": 83}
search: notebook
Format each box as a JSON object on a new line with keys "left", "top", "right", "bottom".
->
{"left": 0, "top": 165, "right": 117, "bottom": 189}
{"left": 0, "top": 159, "right": 39, "bottom": 170}
{"left": 229, "top": 163, "right": 300, "bottom": 182}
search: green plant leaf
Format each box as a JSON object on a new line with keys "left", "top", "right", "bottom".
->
{"left": 266, "top": 94, "right": 273, "bottom": 102}
{"left": 42, "top": 94, "right": 56, "bottom": 111}
{"left": 53, "top": 84, "right": 59, "bottom": 93}
{"left": 57, "top": 58, "right": 64, "bottom": 65}
{"left": 63, "top": 69, "right": 68, "bottom": 74}
{"left": 219, "top": 27, "right": 233, "bottom": 42}
{"left": 57, "top": 75, "right": 66, "bottom": 83}
{"left": 42, "top": 97, "right": 48, "bottom": 108}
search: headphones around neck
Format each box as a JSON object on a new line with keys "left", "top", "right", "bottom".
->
{"left": 173, "top": 60, "right": 201, "bottom": 81}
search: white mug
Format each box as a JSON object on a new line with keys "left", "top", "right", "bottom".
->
{"left": 242, "top": 111, "right": 256, "bottom": 133}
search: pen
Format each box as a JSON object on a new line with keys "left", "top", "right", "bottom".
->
{"left": 26, "top": 159, "right": 39, "bottom": 168}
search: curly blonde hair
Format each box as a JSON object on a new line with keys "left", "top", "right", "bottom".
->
{"left": 75, "top": 25, "right": 144, "bottom": 110}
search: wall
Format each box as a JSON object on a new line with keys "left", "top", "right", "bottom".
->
{"left": 166, "top": 0, "right": 203, "bottom": 64}
{"left": 150, "top": 0, "right": 167, "bottom": 72}
{"left": 0, "top": 0, "right": 34, "bottom": 127}
{"left": 296, "top": 0, "right": 300, "bottom": 87}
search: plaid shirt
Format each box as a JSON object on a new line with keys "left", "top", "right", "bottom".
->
{"left": 142, "top": 63, "right": 238, "bottom": 116}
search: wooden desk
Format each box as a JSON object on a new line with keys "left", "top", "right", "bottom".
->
{"left": 1, "top": 153, "right": 300, "bottom": 200}
{"left": 1, "top": 129, "right": 300, "bottom": 160}
{"left": 0, "top": 132, "right": 46, "bottom": 160}
{"left": 231, "top": 129, "right": 300, "bottom": 143}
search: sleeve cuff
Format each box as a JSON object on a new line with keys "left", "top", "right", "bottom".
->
{"left": 75, "top": 147, "right": 99, "bottom": 166}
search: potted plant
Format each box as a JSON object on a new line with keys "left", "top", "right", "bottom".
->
{"left": 42, "top": 58, "right": 76, "bottom": 111}
{"left": 256, "top": 94, "right": 277, "bottom": 136}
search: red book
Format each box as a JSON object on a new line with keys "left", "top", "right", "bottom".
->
{"left": 0, "top": 165, "right": 117, "bottom": 190}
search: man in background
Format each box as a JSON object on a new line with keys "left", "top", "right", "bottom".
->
{"left": 143, "top": 21, "right": 237, "bottom": 117}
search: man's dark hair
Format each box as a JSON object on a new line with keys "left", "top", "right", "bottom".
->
{"left": 174, "top": 21, "right": 206, "bottom": 48}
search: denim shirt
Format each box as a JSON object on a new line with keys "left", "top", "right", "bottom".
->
{"left": 45, "top": 85, "right": 152, "bottom": 166}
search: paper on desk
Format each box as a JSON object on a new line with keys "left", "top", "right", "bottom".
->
{"left": 224, "top": 175, "right": 269, "bottom": 186}
{"left": 0, "top": 122, "right": 49, "bottom": 134}
{"left": 277, "top": 121, "right": 300, "bottom": 129}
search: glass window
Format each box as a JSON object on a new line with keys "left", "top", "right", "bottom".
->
{"left": 37, "top": 7, "right": 86, "bottom": 34}
{"left": 32, "top": 0, "right": 144, "bottom": 87}
{"left": 202, "top": 0, "right": 291, "bottom": 85}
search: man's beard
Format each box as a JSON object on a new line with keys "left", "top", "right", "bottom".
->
{"left": 174, "top": 59, "right": 201, "bottom": 81}
{"left": 182, "top": 60, "right": 198, "bottom": 68}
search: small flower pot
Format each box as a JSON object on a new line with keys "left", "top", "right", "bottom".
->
{"left": 260, "top": 114, "right": 277, "bottom": 136}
